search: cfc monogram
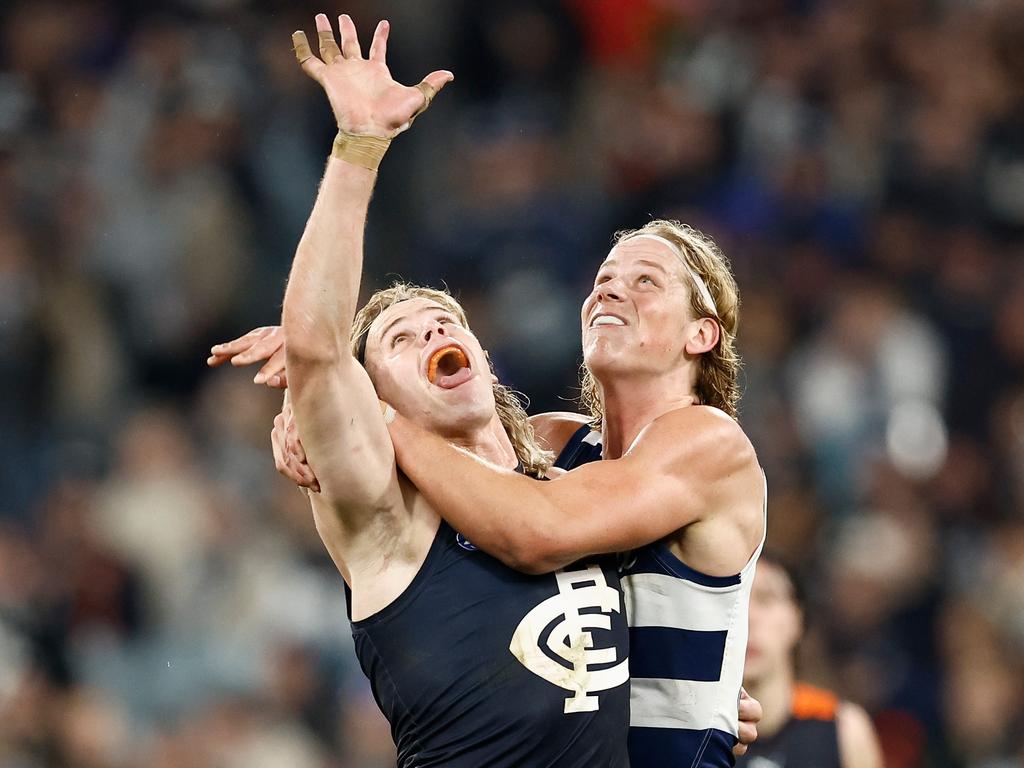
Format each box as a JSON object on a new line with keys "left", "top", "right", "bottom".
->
{"left": 509, "top": 565, "right": 629, "bottom": 713}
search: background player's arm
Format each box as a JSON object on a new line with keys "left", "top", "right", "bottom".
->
{"left": 282, "top": 15, "right": 451, "bottom": 520}
{"left": 837, "top": 702, "right": 885, "bottom": 768}
{"left": 388, "top": 406, "right": 759, "bottom": 573}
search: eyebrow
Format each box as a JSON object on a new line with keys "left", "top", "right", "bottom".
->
{"left": 376, "top": 305, "right": 456, "bottom": 343}
{"left": 634, "top": 259, "right": 669, "bottom": 273}
{"left": 377, "top": 314, "right": 408, "bottom": 343}
{"left": 596, "top": 258, "right": 670, "bottom": 274}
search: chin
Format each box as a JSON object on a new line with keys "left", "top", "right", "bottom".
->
{"left": 584, "top": 345, "right": 635, "bottom": 381}
{"left": 429, "top": 384, "right": 495, "bottom": 430}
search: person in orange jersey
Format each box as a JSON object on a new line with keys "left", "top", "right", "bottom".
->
{"left": 737, "top": 555, "right": 884, "bottom": 768}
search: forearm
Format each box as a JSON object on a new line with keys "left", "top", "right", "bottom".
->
{"left": 390, "top": 409, "right": 724, "bottom": 569}
{"left": 389, "top": 415, "right": 565, "bottom": 572}
{"left": 280, "top": 153, "right": 399, "bottom": 509}
{"left": 282, "top": 154, "right": 377, "bottom": 361}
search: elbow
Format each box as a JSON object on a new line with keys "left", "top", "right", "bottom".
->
{"left": 503, "top": 553, "right": 555, "bottom": 576}
{"left": 282, "top": 308, "right": 341, "bottom": 366}
{"left": 502, "top": 523, "right": 569, "bottom": 575}
{"left": 510, "top": 557, "right": 562, "bottom": 576}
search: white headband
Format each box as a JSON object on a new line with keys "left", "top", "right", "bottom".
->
{"left": 627, "top": 233, "right": 719, "bottom": 316}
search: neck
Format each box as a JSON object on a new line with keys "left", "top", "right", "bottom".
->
{"left": 598, "top": 372, "right": 697, "bottom": 458}
{"left": 445, "top": 414, "right": 519, "bottom": 470}
{"left": 744, "top": 666, "right": 794, "bottom": 739}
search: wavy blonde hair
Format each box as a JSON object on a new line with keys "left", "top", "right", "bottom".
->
{"left": 351, "top": 282, "right": 553, "bottom": 477}
{"left": 580, "top": 219, "right": 742, "bottom": 427}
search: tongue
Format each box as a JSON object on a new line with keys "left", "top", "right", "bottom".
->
{"left": 436, "top": 366, "right": 473, "bottom": 389}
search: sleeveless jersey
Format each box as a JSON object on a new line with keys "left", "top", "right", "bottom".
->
{"left": 346, "top": 516, "right": 631, "bottom": 767}
{"left": 557, "top": 424, "right": 766, "bottom": 768}
{"left": 734, "top": 684, "right": 842, "bottom": 768}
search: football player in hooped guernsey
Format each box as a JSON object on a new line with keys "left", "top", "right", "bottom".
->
{"left": 384, "top": 222, "right": 767, "bottom": 768}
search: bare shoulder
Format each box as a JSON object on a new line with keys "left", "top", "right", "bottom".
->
{"left": 634, "top": 405, "right": 757, "bottom": 471}
{"left": 528, "top": 411, "right": 593, "bottom": 454}
{"left": 637, "top": 406, "right": 763, "bottom": 563}
{"left": 837, "top": 701, "right": 885, "bottom": 768}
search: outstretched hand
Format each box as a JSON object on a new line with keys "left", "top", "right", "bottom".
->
{"left": 207, "top": 326, "right": 287, "bottom": 388}
{"left": 292, "top": 13, "right": 453, "bottom": 138}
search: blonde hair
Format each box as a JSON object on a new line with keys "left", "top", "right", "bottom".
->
{"left": 351, "top": 282, "right": 553, "bottom": 477}
{"left": 580, "top": 220, "right": 742, "bottom": 426}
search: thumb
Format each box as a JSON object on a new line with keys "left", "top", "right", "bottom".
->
{"left": 413, "top": 70, "right": 454, "bottom": 115}
{"left": 396, "top": 70, "right": 454, "bottom": 134}
{"left": 422, "top": 69, "right": 454, "bottom": 97}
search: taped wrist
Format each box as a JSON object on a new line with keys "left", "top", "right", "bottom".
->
{"left": 332, "top": 130, "right": 392, "bottom": 171}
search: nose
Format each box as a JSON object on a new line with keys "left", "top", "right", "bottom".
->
{"left": 597, "top": 281, "right": 623, "bottom": 303}
{"left": 421, "top": 321, "right": 447, "bottom": 344}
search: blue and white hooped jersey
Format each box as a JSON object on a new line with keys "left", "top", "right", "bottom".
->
{"left": 556, "top": 423, "right": 767, "bottom": 767}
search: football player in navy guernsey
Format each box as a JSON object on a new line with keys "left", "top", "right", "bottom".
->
{"left": 735, "top": 556, "right": 884, "bottom": 768}
{"left": 210, "top": 13, "right": 765, "bottom": 767}
{"left": 224, "top": 14, "right": 634, "bottom": 767}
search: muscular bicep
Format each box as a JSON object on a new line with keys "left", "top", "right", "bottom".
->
{"left": 522, "top": 409, "right": 758, "bottom": 571}
{"left": 538, "top": 453, "right": 697, "bottom": 563}
{"left": 288, "top": 355, "right": 400, "bottom": 516}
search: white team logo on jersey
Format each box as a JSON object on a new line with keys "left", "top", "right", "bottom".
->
{"left": 509, "top": 564, "right": 629, "bottom": 713}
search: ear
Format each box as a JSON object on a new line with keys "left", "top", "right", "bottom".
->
{"left": 483, "top": 349, "right": 499, "bottom": 384}
{"left": 684, "top": 317, "right": 720, "bottom": 355}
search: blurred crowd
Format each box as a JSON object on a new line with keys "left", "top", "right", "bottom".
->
{"left": 1, "top": 0, "right": 1023, "bottom": 766}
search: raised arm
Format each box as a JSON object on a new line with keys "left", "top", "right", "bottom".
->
{"left": 281, "top": 13, "right": 451, "bottom": 518}
{"left": 388, "top": 405, "right": 760, "bottom": 573}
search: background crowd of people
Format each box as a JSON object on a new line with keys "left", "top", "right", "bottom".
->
{"left": 1, "top": 0, "right": 1022, "bottom": 766}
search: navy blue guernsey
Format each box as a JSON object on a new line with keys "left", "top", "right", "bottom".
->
{"left": 557, "top": 425, "right": 765, "bottom": 768}
{"left": 345, "top": 511, "right": 631, "bottom": 768}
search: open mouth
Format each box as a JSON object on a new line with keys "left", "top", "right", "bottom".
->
{"left": 589, "top": 314, "right": 626, "bottom": 328}
{"left": 427, "top": 345, "right": 472, "bottom": 389}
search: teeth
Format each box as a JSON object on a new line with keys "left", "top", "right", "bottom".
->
{"left": 592, "top": 315, "right": 625, "bottom": 327}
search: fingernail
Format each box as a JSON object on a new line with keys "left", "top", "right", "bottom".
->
{"left": 211, "top": 345, "right": 223, "bottom": 352}
{"left": 254, "top": 373, "right": 265, "bottom": 383}
{"left": 269, "top": 375, "right": 281, "bottom": 387}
